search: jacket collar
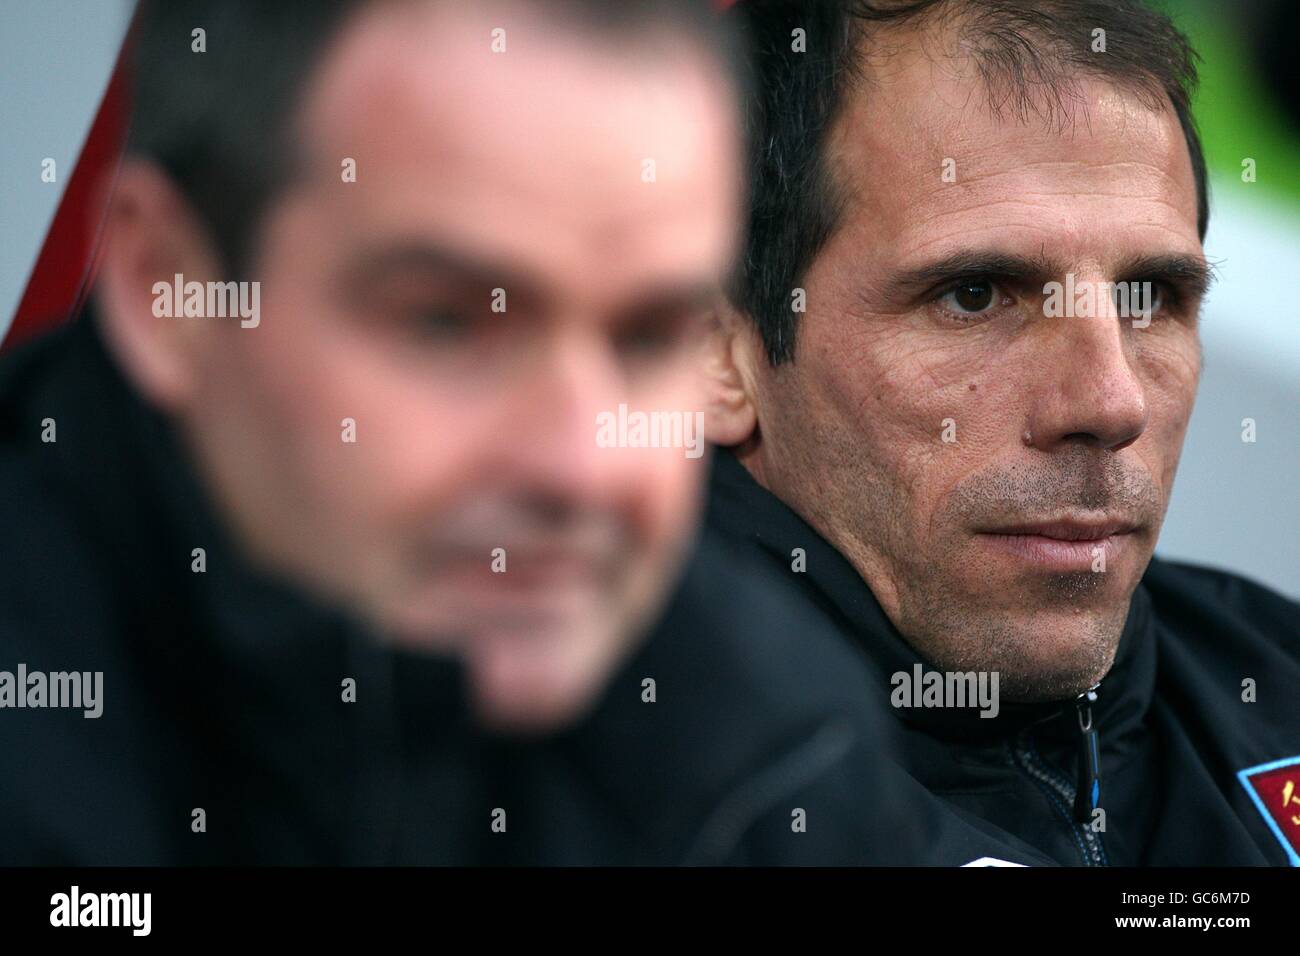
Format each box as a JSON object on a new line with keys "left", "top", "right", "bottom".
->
{"left": 706, "top": 447, "right": 1156, "bottom": 747}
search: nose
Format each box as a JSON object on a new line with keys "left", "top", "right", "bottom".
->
{"left": 1024, "top": 272, "right": 1149, "bottom": 453}
{"left": 493, "top": 328, "right": 632, "bottom": 511}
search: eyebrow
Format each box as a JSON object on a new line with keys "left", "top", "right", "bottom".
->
{"left": 882, "top": 250, "right": 1058, "bottom": 299}
{"left": 342, "top": 240, "right": 546, "bottom": 304}
{"left": 342, "top": 238, "right": 725, "bottom": 319}
{"left": 881, "top": 249, "right": 1214, "bottom": 300}
{"left": 1113, "top": 253, "right": 1216, "bottom": 300}
{"left": 614, "top": 283, "right": 721, "bottom": 324}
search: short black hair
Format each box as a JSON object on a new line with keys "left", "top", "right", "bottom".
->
{"left": 124, "top": 0, "right": 746, "bottom": 279}
{"left": 727, "top": 0, "right": 1210, "bottom": 366}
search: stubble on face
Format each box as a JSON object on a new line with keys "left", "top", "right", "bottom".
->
{"left": 741, "top": 26, "right": 1203, "bottom": 702}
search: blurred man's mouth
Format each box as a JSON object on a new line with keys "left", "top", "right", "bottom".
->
{"left": 447, "top": 549, "right": 610, "bottom": 589}
{"left": 381, "top": 546, "right": 621, "bottom": 654}
{"left": 416, "top": 543, "right": 620, "bottom": 625}
{"left": 975, "top": 516, "right": 1141, "bottom": 571}
{"left": 396, "top": 500, "right": 635, "bottom": 643}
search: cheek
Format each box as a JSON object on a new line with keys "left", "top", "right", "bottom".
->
{"left": 811, "top": 321, "right": 1006, "bottom": 491}
{"left": 238, "top": 291, "right": 492, "bottom": 530}
{"left": 634, "top": 451, "right": 706, "bottom": 553}
{"left": 623, "top": 380, "right": 710, "bottom": 553}
{"left": 1133, "top": 330, "right": 1200, "bottom": 487}
{"left": 1136, "top": 329, "right": 1200, "bottom": 417}
{"left": 618, "top": 358, "right": 711, "bottom": 539}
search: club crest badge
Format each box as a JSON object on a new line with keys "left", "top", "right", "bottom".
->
{"left": 1238, "top": 756, "right": 1300, "bottom": 865}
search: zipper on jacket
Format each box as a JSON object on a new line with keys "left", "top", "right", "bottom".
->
{"left": 1072, "top": 686, "right": 1101, "bottom": 823}
{"left": 1009, "top": 684, "right": 1108, "bottom": 866}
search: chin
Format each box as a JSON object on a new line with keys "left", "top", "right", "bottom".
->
{"left": 981, "top": 613, "right": 1123, "bottom": 702}
{"left": 462, "top": 611, "right": 636, "bottom": 734}
{"left": 899, "top": 590, "right": 1126, "bottom": 703}
{"left": 471, "top": 679, "right": 598, "bottom": 735}
{"left": 467, "top": 636, "right": 611, "bottom": 734}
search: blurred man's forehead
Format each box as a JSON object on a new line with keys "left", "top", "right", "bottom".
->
{"left": 284, "top": 0, "right": 740, "bottom": 312}
{"left": 296, "top": 0, "right": 734, "bottom": 192}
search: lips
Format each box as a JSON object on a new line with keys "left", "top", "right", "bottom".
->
{"left": 981, "top": 518, "right": 1140, "bottom": 541}
{"left": 975, "top": 517, "right": 1141, "bottom": 570}
{"left": 423, "top": 543, "right": 618, "bottom": 594}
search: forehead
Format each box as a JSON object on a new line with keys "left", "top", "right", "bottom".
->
{"left": 291, "top": 1, "right": 739, "bottom": 297}
{"left": 825, "top": 30, "right": 1202, "bottom": 266}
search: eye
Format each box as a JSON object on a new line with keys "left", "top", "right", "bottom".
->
{"left": 938, "top": 279, "right": 1002, "bottom": 317}
{"left": 1120, "top": 281, "right": 1164, "bottom": 316}
{"left": 616, "top": 323, "right": 673, "bottom": 357}
{"left": 613, "top": 309, "right": 704, "bottom": 363}
{"left": 410, "top": 306, "right": 472, "bottom": 340}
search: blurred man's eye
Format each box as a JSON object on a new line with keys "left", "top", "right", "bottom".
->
{"left": 409, "top": 305, "right": 473, "bottom": 340}
{"left": 615, "top": 321, "right": 677, "bottom": 357}
{"left": 612, "top": 311, "right": 705, "bottom": 370}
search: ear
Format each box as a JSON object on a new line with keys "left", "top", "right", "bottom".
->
{"left": 702, "top": 299, "right": 759, "bottom": 448}
{"left": 92, "top": 158, "right": 222, "bottom": 414}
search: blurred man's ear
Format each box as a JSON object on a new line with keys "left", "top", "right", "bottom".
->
{"left": 703, "top": 299, "right": 759, "bottom": 449}
{"left": 93, "top": 159, "right": 222, "bottom": 414}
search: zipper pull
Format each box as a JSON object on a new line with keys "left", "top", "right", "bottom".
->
{"left": 1072, "top": 684, "right": 1101, "bottom": 823}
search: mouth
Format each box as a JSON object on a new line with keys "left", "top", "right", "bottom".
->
{"left": 400, "top": 549, "right": 612, "bottom": 641}
{"left": 421, "top": 543, "right": 619, "bottom": 598}
{"left": 975, "top": 517, "right": 1141, "bottom": 571}
{"left": 446, "top": 545, "right": 604, "bottom": 574}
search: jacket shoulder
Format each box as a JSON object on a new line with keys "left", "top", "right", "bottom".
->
{"left": 1145, "top": 555, "right": 1297, "bottom": 628}
{"left": 1143, "top": 554, "right": 1299, "bottom": 669}
{"left": 0, "top": 326, "right": 121, "bottom": 652}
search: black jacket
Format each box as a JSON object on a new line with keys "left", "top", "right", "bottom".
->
{"left": 1, "top": 310, "right": 1056, "bottom": 866}
{"left": 707, "top": 447, "right": 1300, "bottom": 866}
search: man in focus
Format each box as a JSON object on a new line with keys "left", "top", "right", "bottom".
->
{"left": 706, "top": 0, "right": 1300, "bottom": 865}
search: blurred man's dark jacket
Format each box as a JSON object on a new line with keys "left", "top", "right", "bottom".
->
{"left": 708, "top": 448, "right": 1300, "bottom": 866}
{"left": 2, "top": 308, "right": 1055, "bottom": 866}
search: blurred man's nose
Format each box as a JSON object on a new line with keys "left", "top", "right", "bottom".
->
{"left": 1025, "top": 272, "right": 1149, "bottom": 453}
{"left": 492, "top": 327, "right": 634, "bottom": 508}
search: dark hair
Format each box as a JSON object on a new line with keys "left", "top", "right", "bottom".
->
{"left": 124, "top": 0, "right": 746, "bottom": 279}
{"left": 727, "top": 0, "right": 1210, "bottom": 366}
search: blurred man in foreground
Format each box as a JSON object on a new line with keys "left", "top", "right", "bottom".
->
{"left": 0, "top": 0, "right": 851, "bottom": 864}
